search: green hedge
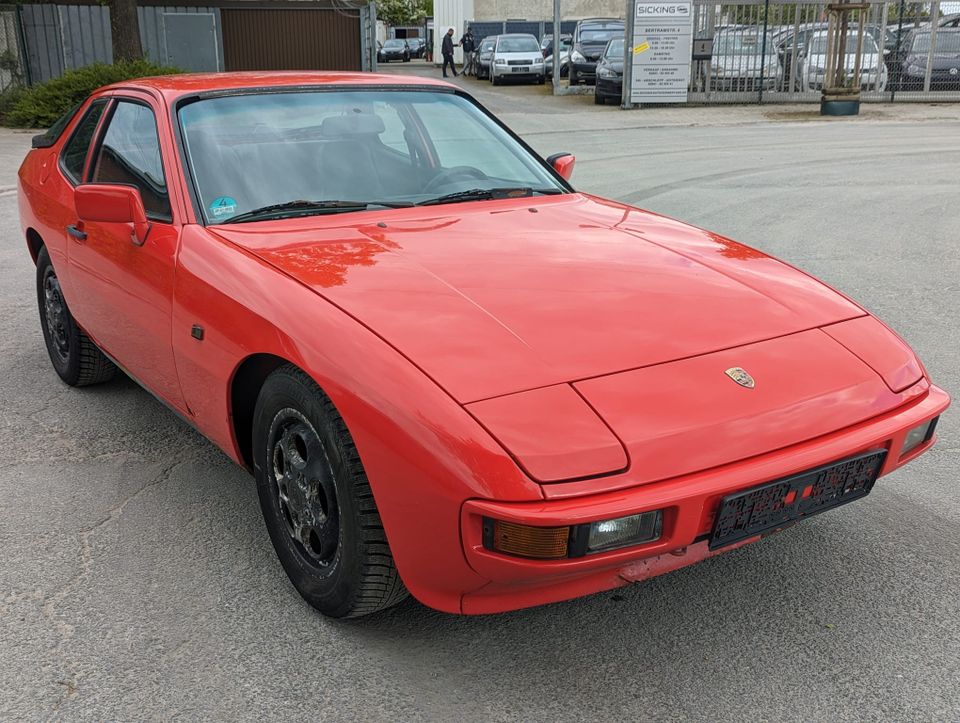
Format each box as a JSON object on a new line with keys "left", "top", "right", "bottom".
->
{"left": 3, "top": 60, "right": 182, "bottom": 128}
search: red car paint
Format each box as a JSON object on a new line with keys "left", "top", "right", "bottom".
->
{"left": 18, "top": 72, "right": 948, "bottom": 614}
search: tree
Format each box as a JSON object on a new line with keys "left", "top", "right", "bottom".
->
{"left": 377, "top": 0, "right": 431, "bottom": 27}
{"left": 106, "top": 0, "right": 144, "bottom": 62}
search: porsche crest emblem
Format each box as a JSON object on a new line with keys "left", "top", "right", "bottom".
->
{"left": 724, "top": 367, "right": 755, "bottom": 389}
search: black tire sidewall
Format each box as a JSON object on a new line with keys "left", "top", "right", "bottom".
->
{"left": 36, "top": 247, "right": 82, "bottom": 385}
{"left": 252, "top": 371, "right": 365, "bottom": 617}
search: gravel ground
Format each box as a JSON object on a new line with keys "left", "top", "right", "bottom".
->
{"left": 1, "top": 73, "right": 958, "bottom": 721}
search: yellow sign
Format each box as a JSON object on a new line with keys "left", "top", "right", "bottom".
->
{"left": 633, "top": 41, "right": 651, "bottom": 55}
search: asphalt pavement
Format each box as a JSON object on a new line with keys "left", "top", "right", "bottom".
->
{"left": 1, "top": 70, "right": 959, "bottom": 721}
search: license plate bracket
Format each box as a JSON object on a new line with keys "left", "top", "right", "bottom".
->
{"left": 709, "top": 449, "right": 887, "bottom": 550}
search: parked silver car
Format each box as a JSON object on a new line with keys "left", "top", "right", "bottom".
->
{"left": 476, "top": 36, "right": 498, "bottom": 80}
{"left": 710, "top": 29, "right": 780, "bottom": 90}
{"left": 801, "top": 31, "right": 888, "bottom": 91}
{"left": 490, "top": 34, "right": 545, "bottom": 85}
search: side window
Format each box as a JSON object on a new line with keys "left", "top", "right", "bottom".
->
{"left": 92, "top": 100, "right": 171, "bottom": 221}
{"left": 61, "top": 100, "right": 108, "bottom": 184}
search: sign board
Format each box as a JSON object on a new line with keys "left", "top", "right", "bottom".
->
{"left": 628, "top": 2, "right": 693, "bottom": 104}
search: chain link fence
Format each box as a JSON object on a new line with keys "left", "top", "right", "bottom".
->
{"left": 0, "top": 4, "right": 27, "bottom": 93}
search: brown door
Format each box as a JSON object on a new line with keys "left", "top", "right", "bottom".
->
{"left": 221, "top": 8, "right": 361, "bottom": 71}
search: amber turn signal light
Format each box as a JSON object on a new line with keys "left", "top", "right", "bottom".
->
{"left": 485, "top": 519, "right": 570, "bottom": 559}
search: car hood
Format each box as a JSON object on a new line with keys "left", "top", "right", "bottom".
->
{"left": 211, "top": 194, "right": 864, "bottom": 404}
{"left": 495, "top": 52, "right": 543, "bottom": 61}
{"left": 714, "top": 54, "right": 778, "bottom": 72}
{"left": 906, "top": 52, "right": 960, "bottom": 70}
{"left": 808, "top": 52, "right": 882, "bottom": 71}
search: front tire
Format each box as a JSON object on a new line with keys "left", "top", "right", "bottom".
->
{"left": 252, "top": 365, "right": 407, "bottom": 618}
{"left": 36, "top": 246, "right": 116, "bottom": 387}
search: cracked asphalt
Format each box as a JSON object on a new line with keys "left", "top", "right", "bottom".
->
{"left": 2, "top": 75, "right": 959, "bottom": 720}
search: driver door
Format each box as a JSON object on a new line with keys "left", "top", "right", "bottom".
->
{"left": 66, "top": 94, "right": 188, "bottom": 413}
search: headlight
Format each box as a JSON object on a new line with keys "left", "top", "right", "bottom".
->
{"left": 494, "top": 59, "right": 508, "bottom": 66}
{"left": 901, "top": 417, "right": 939, "bottom": 456}
{"left": 571, "top": 49, "right": 587, "bottom": 63}
{"left": 482, "top": 510, "right": 663, "bottom": 559}
{"left": 597, "top": 66, "right": 618, "bottom": 79}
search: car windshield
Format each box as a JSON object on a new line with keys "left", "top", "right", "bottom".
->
{"left": 809, "top": 33, "right": 879, "bottom": 55}
{"left": 481, "top": 39, "right": 496, "bottom": 52}
{"left": 605, "top": 38, "right": 625, "bottom": 57}
{"left": 498, "top": 36, "right": 539, "bottom": 53}
{"left": 581, "top": 27, "right": 622, "bottom": 43}
{"left": 912, "top": 31, "right": 960, "bottom": 52}
{"left": 384, "top": 40, "right": 405, "bottom": 48}
{"left": 179, "top": 90, "right": 565, "bottom": 223}
{"left": 715, "top": 33, "right": 776, "bottom": 55}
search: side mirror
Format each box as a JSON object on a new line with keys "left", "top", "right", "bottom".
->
{"left": 75, "top": 183, "right": 151, "bottom": 246}
{"left": 547, "top": 152, "right": 576, "bottom": 181}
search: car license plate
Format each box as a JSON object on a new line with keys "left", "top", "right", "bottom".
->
{"left": 512, "top": 67, "right": 529, "bottom": 73}
{"left": 709, "top": 449, "right": 887, "bottom": 550}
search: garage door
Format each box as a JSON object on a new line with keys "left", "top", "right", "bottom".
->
{"left": 220, "top": 8, "right": 361, "bottom": 71}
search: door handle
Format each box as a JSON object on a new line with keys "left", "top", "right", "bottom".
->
{"left": 66, "top": 224, "right": 87, "bottom": 242}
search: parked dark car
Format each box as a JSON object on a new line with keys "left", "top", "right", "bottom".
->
{"left": 594, "top": 37, "right": 624, "bottom": 104}
{"left": 407, "top": 38, "right": 426, "bottom": 58}
{"left": 894, "top": 28, "right": 960, "bottom": 90}
{"left": 379, "top": 39, "right": 411, "bottom": 63}
{"left": 568, "top": 18, "right": 624, "bottom": 85}
{"left": 476, "top": 35, "right": 498, "bottom": 80}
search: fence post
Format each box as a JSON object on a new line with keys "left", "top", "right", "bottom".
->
{"left": 758, "top": 0, "right": 771, "bottom": 103}
{"left": 14, "top": 3, "right": 31, "bottom": 86}
{"left": 890, "top": 0, "right": 905, "bottom": 101}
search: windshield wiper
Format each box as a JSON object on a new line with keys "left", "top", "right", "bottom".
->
{"left": 419, "top": 187, "right": 564, "bottom": 207}
{"left": 220, "top": 199, "right": 415, "bottom": 224}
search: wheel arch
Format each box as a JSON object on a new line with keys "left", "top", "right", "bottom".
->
{"left": 26, "top": 228, "right": 44, "bottom": 264}
{"left": 229, "top": 352, "right": 294, "bottom": 471}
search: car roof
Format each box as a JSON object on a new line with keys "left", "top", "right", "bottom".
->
{"left": 578, "top": 18, "right": 624, "bottom": 26}
{"left": 497, "top": 33, "right": 537, "bottom": 39}
{"left": 98, "top": 71, "right": 453, "bottom": 101}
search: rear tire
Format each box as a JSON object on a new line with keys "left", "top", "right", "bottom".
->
{"left": 252, "top": 364, "right": 408, "bottom": 618}
{"left": 36, "top": 246, "right": 116, "bottom": 387}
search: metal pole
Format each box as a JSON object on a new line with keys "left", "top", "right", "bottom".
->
{"left": 924, "top": 0, "right": 940, "bottom": 93}
{"left": 891, "top": 0, "right": 906, "bottom": 101}
{"left": 758, "top": 0, "right": 770, "bottom": 103}
{"left": 552, "top": 0, "right": 561, "bottom": 95}
{"left": 15, "top": 3, "right": 32, "bottom": 87}
{"left": 621, "top": 0, "right": 634, "bottom": 108}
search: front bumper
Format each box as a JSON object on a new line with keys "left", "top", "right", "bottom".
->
{"left": 596, "top": 75, "right": 623, "bottom": 99}
{"left": 571, "top": 60, "right": 598, "bottom": 81}
{"left": 457, "top": 383, "right": 948, "bottom": 614}
{"left": 710, "top": 76, "right": 776, "bottom": 91}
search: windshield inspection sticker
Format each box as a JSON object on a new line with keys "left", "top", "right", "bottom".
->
{"left": 209, "top": 196, "right": 237, "bottom": 219}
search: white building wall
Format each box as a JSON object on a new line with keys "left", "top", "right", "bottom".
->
{"left": 472, "top": 0, "right": 624, "bottom": 21}
{"left": 434, "top": 0, "right": 476, "bottom": 64}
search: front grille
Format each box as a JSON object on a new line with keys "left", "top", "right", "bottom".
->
{"left": 507, "top": 60, "right": 530, "bottom": 66}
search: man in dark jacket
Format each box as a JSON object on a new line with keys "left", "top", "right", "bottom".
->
{"left": 459, "top": 27, "right": 476, "bottom": 76}
{"left": 441, "top": 28, "right": 458, "bottom": 78}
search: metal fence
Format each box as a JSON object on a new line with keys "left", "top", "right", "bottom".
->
{"left": 689, "top": 0, "right": 960, "bottom": 103}
{"left": 0, "top": 5, "right": 26, "bottom": 92}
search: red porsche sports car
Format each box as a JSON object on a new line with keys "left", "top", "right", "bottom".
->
{"left": 18, "top": 72, "right": 948, "bottom": 618}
